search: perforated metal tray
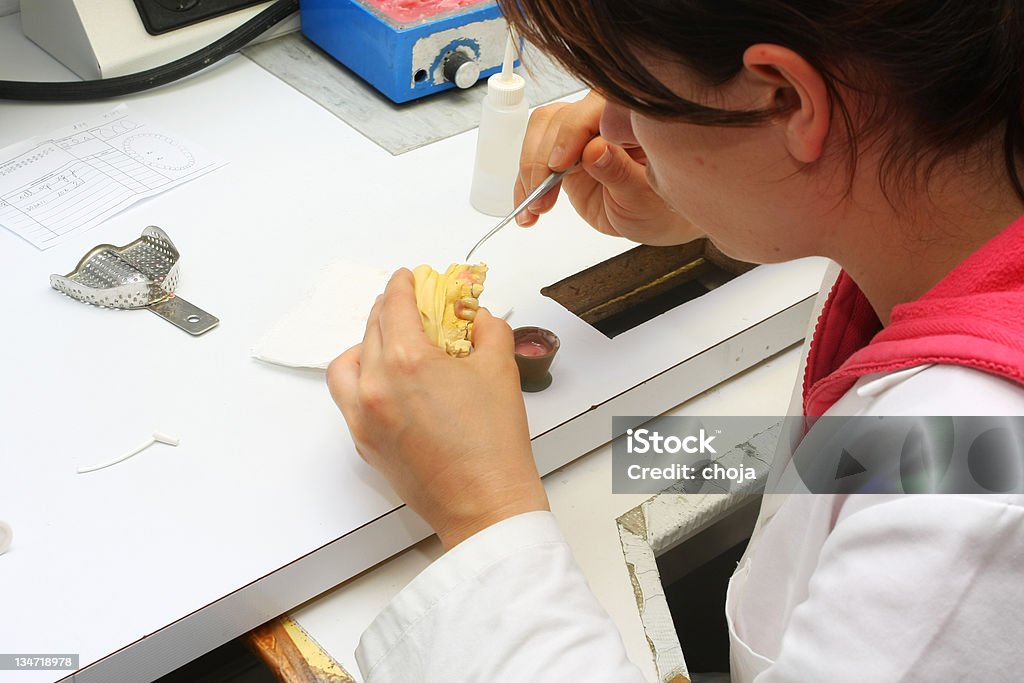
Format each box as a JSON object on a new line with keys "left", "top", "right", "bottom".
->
{"left": 50, "top": 226, "right": 218, "bottom": 335}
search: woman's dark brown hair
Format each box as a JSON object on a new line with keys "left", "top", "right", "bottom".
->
{"left": 498, "top": 0, "right": 1024, "bottom": 199}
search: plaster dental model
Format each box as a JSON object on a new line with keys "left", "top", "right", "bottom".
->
{"left": 412, "top": 263, "right": 487, "bottom": 357}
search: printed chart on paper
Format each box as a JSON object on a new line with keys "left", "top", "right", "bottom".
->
{"left": 0, "top": 106, "right": 225, "bottom": 250}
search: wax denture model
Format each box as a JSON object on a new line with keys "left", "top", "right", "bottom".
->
{"left": 412, "top": 263, "right": 487, "bottom": 357}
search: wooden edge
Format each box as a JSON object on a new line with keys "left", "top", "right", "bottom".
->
{"left": 616, "top": 424, "right": 784, "bottom": 683}
{"left": 618, "top": 515, "right": 691, "bottom": 683}
{"left": 246, "top": 616, "right": 355, "bottom": 683}
{"left": 541, "top": 241, "right": 708, "bottom": 313}
{"left": 541, "top": 240, "right": 757, "bottom": 326}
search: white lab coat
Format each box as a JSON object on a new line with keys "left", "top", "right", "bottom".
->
{"left": 726, "top": 365, "right": 1024, "bottom": 682}
{"left": 355, "top": 263, "right": 1024, "bottom": 682}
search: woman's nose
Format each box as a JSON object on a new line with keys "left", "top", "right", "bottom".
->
{"left": 599, "top": 100, "right": 639, "bottom": 147}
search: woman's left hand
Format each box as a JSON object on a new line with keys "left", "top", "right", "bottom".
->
{"left": 327, "top": 269, "right": 550, "bottom": 550}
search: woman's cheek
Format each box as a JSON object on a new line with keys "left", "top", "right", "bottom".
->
{"left": 660, "top": 169, "right": 719, "bottom": 226}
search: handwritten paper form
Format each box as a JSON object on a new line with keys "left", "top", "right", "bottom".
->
{"left": 0, "top": 106, "right": 225, "bottom": 250}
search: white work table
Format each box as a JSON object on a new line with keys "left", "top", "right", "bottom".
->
{"left": 0, "top": 12, "right": 824, "bottom": 683}
{"left": 274, "top": 345, "right": 804, "bottom": 683}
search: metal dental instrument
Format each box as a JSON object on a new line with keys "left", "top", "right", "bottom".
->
{"left": 465, "top": 162, "right": 580, "bottom": 262}
{"left": 50, "top": 226, "right": 219, "bottom": 335}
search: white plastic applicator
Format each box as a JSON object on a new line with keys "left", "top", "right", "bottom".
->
{"left": 500, "top": 30, "right": 516, "bottom": 81}
{"left": 469, "top": 31, "right": 529, "bottom": 216}
{"left": 77, "top": 431, "right": 180, "bottom": 474}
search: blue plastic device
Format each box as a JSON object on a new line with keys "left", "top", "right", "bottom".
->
{"left": 300, "top": 0, "right": 514, "bottom": 104}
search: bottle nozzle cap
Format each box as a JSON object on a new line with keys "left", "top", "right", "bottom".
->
{"left": 487, "top": 72, "right": 526, "bottom": 107}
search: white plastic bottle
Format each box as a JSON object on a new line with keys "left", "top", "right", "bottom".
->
{"left": 470, "top": 36, "right": 529, "bottom": 216}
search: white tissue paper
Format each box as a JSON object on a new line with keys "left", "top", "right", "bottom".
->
{"left": 251, "top": 262, "right": 510, "bottom": 370}
{"left": 252, "top": 263, "right": 392, "bottom": 370}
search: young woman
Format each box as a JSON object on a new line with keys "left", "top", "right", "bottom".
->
{"left": 328, "top": 1, "right": 1024, "bottom": 680}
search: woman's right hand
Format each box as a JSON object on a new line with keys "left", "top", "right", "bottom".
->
{"left": 514, "top": 91, "right": 702, "bottom": 246}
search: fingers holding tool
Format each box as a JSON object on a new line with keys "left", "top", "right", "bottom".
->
{"left": 515, "top": 91, "right": 604, "bottom": 226}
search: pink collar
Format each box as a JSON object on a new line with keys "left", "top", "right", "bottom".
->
{"left": 803, "top": 214, "right": 1024, "bottom": 416}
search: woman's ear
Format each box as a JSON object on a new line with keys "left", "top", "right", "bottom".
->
{"left": 742, "top": 44, "right": 831, "bottom": 164}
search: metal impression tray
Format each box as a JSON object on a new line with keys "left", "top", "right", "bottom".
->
{"left": 50, "top": 226, "right": 218, "bottom": 335}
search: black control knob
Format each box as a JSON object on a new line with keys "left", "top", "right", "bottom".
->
{"left": 443, "top": 52, "right": 481, "bottom": 89}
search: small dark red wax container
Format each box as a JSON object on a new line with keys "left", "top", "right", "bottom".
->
{"left": 512, "top": 327, "right": 560, "bottom": 392}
